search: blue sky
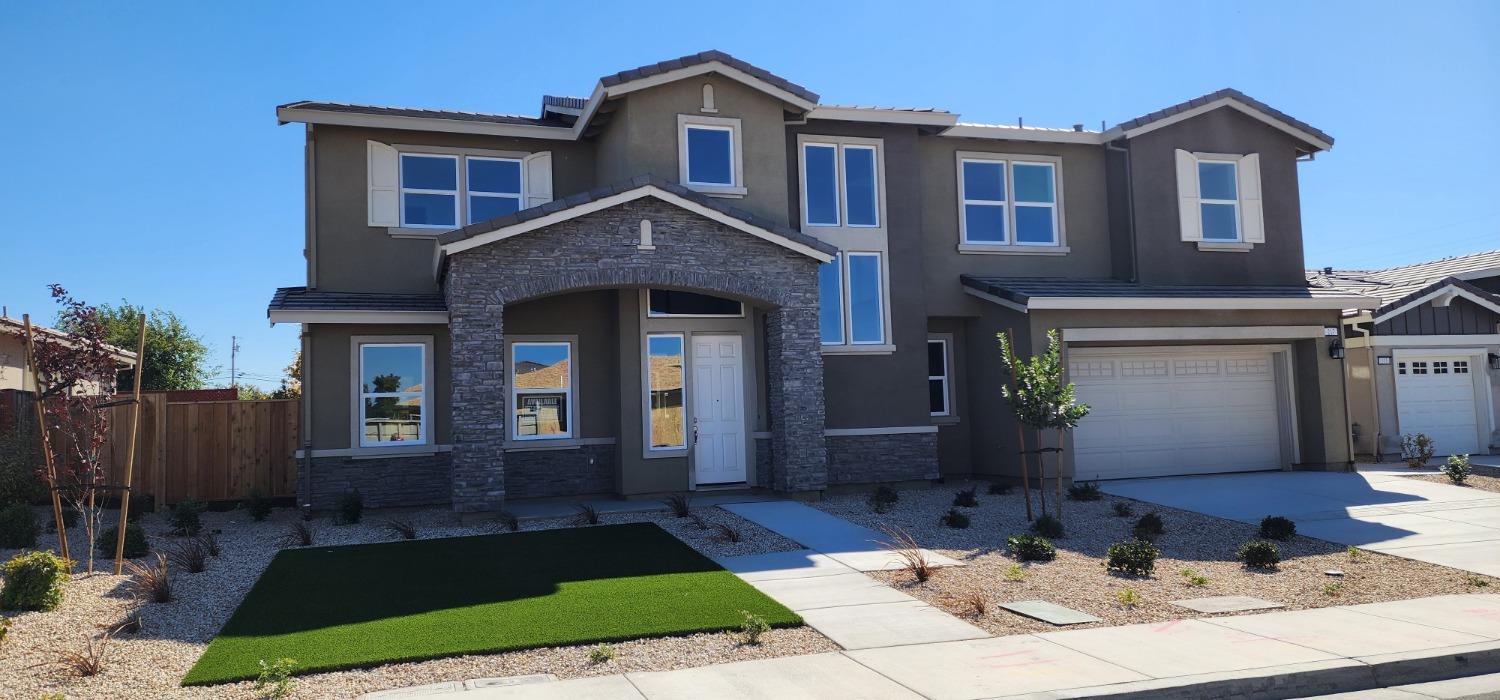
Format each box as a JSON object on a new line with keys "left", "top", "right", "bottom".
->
{"left": 3, "top": 1, "right": 1497, "bottom": 389}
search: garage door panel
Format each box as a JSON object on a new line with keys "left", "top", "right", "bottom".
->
{"left": 1394, "top": 356, "right": 1479, "bottom": 456}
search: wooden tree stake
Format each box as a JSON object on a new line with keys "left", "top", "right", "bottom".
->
{"left": 22, "top": 315, "right": 70, "bottom": 562}
{"left": 113, "top": 314, "right": 147, "bottom": 574}
{"left": 1005, "top": 329, "right": 1034, "bottom": 521}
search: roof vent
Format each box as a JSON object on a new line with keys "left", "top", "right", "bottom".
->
{"left": 1072, "top": 123, "right": 1084, "bottom": 132}
{"left": 1323, "top": 266, "right": 1334, "bottom": 275}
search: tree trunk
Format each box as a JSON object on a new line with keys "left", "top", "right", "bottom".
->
{"left": 1053, "top": 429, "right": 1064, "bottom": 524}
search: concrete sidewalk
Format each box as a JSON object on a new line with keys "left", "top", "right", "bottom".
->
{"left": 720, "top": 500, "right": 964, "bottom": 572}
{"left": 385, "top": 594, "right": 1500, "bottom": 700}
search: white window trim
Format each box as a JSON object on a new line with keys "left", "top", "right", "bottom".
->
{"left": 465, "top": 155, "right": 523, "bottom": 225}
{"left": 350, "top": 336, "right": 434, "bottom": 450}
{"left": 955, "top": 151, "right": 1067, "bottom": 254}
{"left": 644, "top": 289, "right": 745, "bottom": 318}
{"left": 845, "top": 251, "right": 887, "bottom": 345}
{"left": 928, "top": 336, "right": 952, "bottom": 418}
{"left": 399, "top": 154, "right": 460, "bottom": 230}
{"left": 398, "top": 149, "right": 532, "bottom": 230}
{"left": 797, "top": 135, "right": 887, "bottom": 232}
{"left": 509, "top": 337, "right": 577, "bottom": 442}
{"left": 1197, "top": 158, "right": 1241, "bottom": 242}
{"left": 677, "top": 114, "right": 746, "bottom": 197}
{"left": 643, "top": 332, "right": 689, "bottom": 455}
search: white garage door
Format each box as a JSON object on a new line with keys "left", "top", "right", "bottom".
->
{"left": 1070, "top": 348, "right": 1285, "bottom": 480}
{"left": 1395, "top": 356, "right": 1479, "bottom": 456}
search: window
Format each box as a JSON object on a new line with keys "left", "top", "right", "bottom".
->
{"left": 1455, "top": 361, "right": 1470, "bottom": 374}
{"left": 358, "top": 343, "right": 427, "bottom": 447}
{"left": 1198, "top": 160, "right": 1239, "bottom": 241}
{"left": 678, "top": 115, "right": 743, "bottom": 193}
{"left": 958, "top": 155, "right": 1061, "bottom": 246}
{"left": 511, "top": 342, "right": 573, "bottom": 440}
{"left": 802, "top": 141, "right": 881, "bottom": 228}
{"left": 646, "top": 334, "right": 686, "bottom": 451}
{"left": 647, "top": 289, "right": 743, "bottom": 317}
{"left": 467, "top": 157, "right": 522, "bottom": 223}
{"left": 928, "top": 339, "right": 951, "bottom": 417}
{"left": 819, "top": 252, "right": 886, "bottom": 346}
{"left": 400, "top": 154, "right": 458, "bottom": 228}
{"left": 1411, "top": 361, "right": 1429, "bottom": 375}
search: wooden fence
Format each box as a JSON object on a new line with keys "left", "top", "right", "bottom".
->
{"left": 4, "top": 390, "right": 299, "bottom": 505}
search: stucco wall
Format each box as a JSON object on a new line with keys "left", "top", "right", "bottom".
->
{"left": 306, "top": 323, "right": 452, "bottom": 450}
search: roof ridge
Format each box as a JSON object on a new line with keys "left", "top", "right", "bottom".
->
{"left": 1370, "top": 248, "right": 1500, "bottom": 274}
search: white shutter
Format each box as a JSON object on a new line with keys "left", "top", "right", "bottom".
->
{"left": 367, "top": 140, "right": 399, "bottom": 227}
{"left": 523, "top": 151, "right": 553, "bottom": 209}
{"left": 1175, "top": 149, "right": 1201, "bottom": 242}
{"left": 1238, "top": 153, "right": 1265, "bottom": 244}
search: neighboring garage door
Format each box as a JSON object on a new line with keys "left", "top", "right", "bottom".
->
{"left": 1070, "top": 347, "right": 1285, "bottom": 480}
{"left": 1395, "top": 355, "right": 1479, "bottom": 456}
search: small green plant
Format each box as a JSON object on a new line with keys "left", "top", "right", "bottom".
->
{"left": 940, "top": 508, "right": 971, "bottom": 529}
{"left": 869, "top": 485, "right": 899, "bottom": 513}
{"left": 1004, "top": 563, "right": 1027, "bottom": 581}
{"left": 573, "top": 503, "right": 600, "bottom": 526}
{"left": 1401, "top": 433, "right": 1435, "bottom": 468}
{"left": 1466, "top": 575, "right": 1490, "bottom": 588}
{"left": 1180, "top": 568, "right": 1209, "bottom": 587}
{"left": 1323, "top": 581, "right": 1344, "bottom": 596}
{"left": 96, "top": 523, "right": 150, "bottom": 559}
{"left": 1258, "top": 516, "right": 1297, "bottom": 541}
{"left": 0, "top": 550, "right": 70, "bottom": 611}
{"left": 1031, "top": 513, "right": 1064, "bottom": 538}
{"left": 1007, "top": 533, "right": 1057, "bottom": 562}
{"left": 245, "top": 490, "right": 274, "bottom": 521}
{"left": 1106, "top": 539, "right": 1159, "bottom": 576}
{"left": 737, "top": 610, "right": 770, "bottom": 645}
{"left": 336, "top": 490, "right": 363, "bottom": 525}
{"left": 279, "top": 520, "right": 313, "bottom": 548}
{"left": 1067, "top": 480, "right": 1102, "bottom": 501}
{"left": 1132, "top": 512, "right": 1165, "bottom": 541}
{"left": 1441, "top": 454, "right": 1473, "bottom": 485}
{"left": 953, "top": 487, "right": 978, "bottom": 508}
{"left": 987, "top": 481, "right": 1012, "bottom": 495}
{"left": 663, "top": 493, "right": 692, "bottom": 518}
{"left": 1347, "top": 545, "right": 1362, "bottom": 561}
{"left": 0, "top": 615, "right": 11, "bottom": 648}
{"left": 1238, "top": 539, "right": 1281, "bottom": 569}
{"left": 496, "top": 509, "right": 519, "bottom": 532}
{"left": 254, "top": 657, "right": 298, "bottom": 699}
{"left": 170, "top": 499, "right": 205, "bottom": 536}
{"left": 384, "top": 518, "right": 417, "bottom": 540}
{"left": 124, "top": 553, "right": 172, "bottom": 604}
{"left": 587, "top": 643, "right": 615, "bottom": 664}
{"left": 1112, "top": 501, "right": 1134, "bottom": 518}
{"left": 1116, "top": 587, "right": 1141, "bottom": 608}
{"left": 880, "top": 526, "right": 933, "bottom": 582}
{"left": 0, "top": 502, "right": 40, "bottom": 548}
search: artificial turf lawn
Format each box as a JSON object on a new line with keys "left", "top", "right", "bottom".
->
{"left": 182, "top": 522, "right": 801, "bottom": 685}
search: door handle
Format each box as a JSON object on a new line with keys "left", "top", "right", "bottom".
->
{"left": 692, "top": 417, "right": 699, "bottom": 443}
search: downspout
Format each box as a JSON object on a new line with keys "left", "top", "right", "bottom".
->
{"left": 305, "top": 124, "right": 318, "bottom": 289}
{"left": 300, "top": 327, "right": 313, "bottom": 511}
{"left": 1338, "top": 323, "right": 1356, "bottom": 471}
{"left": 300, "top": 124, "right": 317, "bottom": 512}
{"left": 1104, "top": 139, "right": 1139, "bottom": 282}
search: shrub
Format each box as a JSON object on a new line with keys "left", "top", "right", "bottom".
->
{"left": 1132, "top": 512, "right": 1165, "bottom": 541}
{"left": 869, "top": 485, "right": 899, "bottom": 513}
{"left": 1112, "top": 501, "right": 1134, "bottom": 518}
{"left": 0, "top": 428, "right": 47, "bottom": 507}
{"left": 1467, "top": 575, "right": 1490, "bottom": 588}
{"left": 1068, "top": 481, "right": 1102, "bottom": 501}
{"left": 588, "top": 643, "right": 615, "bottom": 664}
{"left": 124, "top": 553, "right": 172, "bottom": 603}
{"left": 384, "top": 518, "right": 417, "bottom": 540}
{"left": 1258, "top": 515, "right": 1296, "bottom": 541}
{"left": 125, "top": 492, "right": 154, "bottom": 522}
{"left": 688, "top": 513, "right": 709, "bottom": 530}
{"left": 280, "top": 521, "right": 313, "bottom": 548}
{"left": 1106, "top": 539, "right": 1159, "bottom": 576}
{"left": 880, "top": 526, "right": 933, "bottom": 582}
{"left": 203, "top": 531, "right": 220, "bottom": 557}
{"left": 1323, "top": 581, "right": 1343, "bottom": 596}
{"left": 495, "top": 510, "right": 519, "bottom": 532}
{"left": 170, "top": 500, "right": 205, "bottom": 536}
{"left": 0, "top": 503, "right": 40, "bottom": 548}
{"left": 168, "top": 536, "right": 209, "bottom": 573}
{"left": 940, "top": 508, "right": 971, "bottom": 529}
{"left": 1031, "top": 513, "right": 1064, "bottom": 538}
{"left": 1238, "top": 539, "right": 1281, "bottom": 569}
{"left": 1441, "top": 454, "right": 1473, "bottom": 485}
{"left": 952, "top": 487, "right": 978, "bottom": 508}
{"left": 987, "top": 482, "right": 1012, "bottom": 495}
{"left": 1003, "top": 563, "right": 1027, "bottom": 581}
{"left": 573, "top": 503, "right": 599, "bottom": 526}
{"left": 254, "top": 657, "right": 298, "bottom": 699}
{"left": 959, "top": 591, "right": 988, "bottom": 617}
{"left": 711, "top": 522, "right": 742, "bottom": 543}
{"left": 1007, "top": 534, "right": 1056, "bottom": 562}
{"left": 1401, "top": 433, "right": 1435, "bottom": 468}
{"left": 1180, "top": 568, "right": 1209, "bottom": 587}
{"left": 1116, "top": 587, "right": 1141, "bottom": 608}
{"left": 1348, "top": 546, "right": 1362, "bottom": 561}
{"left": 0, "top": 616, "right": 10, "bottom": 648}
{"left": 1, "top": 550, "right": 71, "bottom": 611}
{"left": 245, "top": 490, "right": 274, "bottom": 522}
{"left": 663, "top": 493, "right": 691, "bottom": 518}
{"left": 336, "top": 490, "right": 363, "bottom": 525}
{"left": 54, "top": 631, "right": 111, "bottom": 677}
{"left": 737, "top": 610, "right": 770, "bottom": 645}
{"left": 96, "top": 523, "right": 150, "bottom": 559}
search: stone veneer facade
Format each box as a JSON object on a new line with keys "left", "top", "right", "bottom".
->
{"left": 302, "top": 452, "right": 453, "bottom": 510}
{"left": 826, "top": 432, "right": 940, "bottom": 485}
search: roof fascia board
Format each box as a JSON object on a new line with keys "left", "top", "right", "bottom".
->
{"left": 806, "top": 106, "right": 958, "bottom": 127}
{"left": 1101, "top": 97, "right": 1334, "bottom": 151}
{"left": 1370, "top": 334, "right": 1500, "bottom": 347}
{"left": 1061, "top": 325, "right": 1325, "bottom": 342}
{"left": 439, "top": 185, "right": 835, "bottom": 262}
{"left": 1454, "top": 266, "right": 1500, "bottom": 282}
{"left": 961, "top": 286, "right": 1029, "bottom": 314}
{"left": 1025, "top": 295, "right": 1376, "bottom": 311}
{"left": 601, "top": 62, "right": 818, "bottom": 112}
{"left": 275, "top": 106, "right": 578, "bottom": 141}
{"left": 941, "top": 124, "right": 1105, "bottom": 145}
{"left": 268, "top": 310, "right": 450, "bottom": 326}
{"left": 1374, "top": 285, "right": 1500, "bottom": 324}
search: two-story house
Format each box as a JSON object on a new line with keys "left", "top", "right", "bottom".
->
{"left": 268, "top": 51, "right": 1375, "bottom": 512}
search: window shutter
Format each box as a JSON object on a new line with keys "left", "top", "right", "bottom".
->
{"left": 1175, "top": 149, "right": 1201, "bottom": 242}
{"left": 1238, "top": 153, "right": 1265, "bottom": 244}
{"left": 523, "top": 151, "right": 553, "bottom": 208}
{"left": 366, "top": 140, "right": 399, "bottom": 227}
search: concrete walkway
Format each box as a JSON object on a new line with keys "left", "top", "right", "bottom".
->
{"left": 1100, "top": 470, "right": 1500, "bottom": 577}
{"left": 391, "top": 594, "right": 1500, "bottom": 699}
{"left": 719, "top": 501, "right": 964, "bottom": 572}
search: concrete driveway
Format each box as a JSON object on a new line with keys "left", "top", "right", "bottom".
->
{"left": 1100, "top": 467, "right": 1500, "bottom": 577}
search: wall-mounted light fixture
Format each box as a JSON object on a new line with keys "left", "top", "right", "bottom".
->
{"left": 1489, "top": 352, "right": 1499, "bottom": 370}
{"left": 1329, "top": 338, "right": 1345, "bottom": 360}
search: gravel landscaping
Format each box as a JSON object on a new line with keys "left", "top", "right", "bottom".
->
{"left": 815, "top": 483, "right": 1500, "bottom": 637}
{"left": 1410, "top": 463, "right": 1500, "bottom": 494}
{"left": 0, "top": 502, "right": 823, "bottom": 699}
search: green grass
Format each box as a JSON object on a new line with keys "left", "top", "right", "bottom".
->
{"left": 182, "top": 523, "right": 800, "bottom": 685}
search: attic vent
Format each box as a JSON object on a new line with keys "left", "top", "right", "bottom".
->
{"left": 701, "top": 84, "right": 718, "bottom": 114}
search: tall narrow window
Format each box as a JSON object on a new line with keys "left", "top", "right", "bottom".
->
{"left": 844, "top": 146, "right": 879, "bottom": 226}
{"left": 467, "top": 157, "right": 522, "bottom": 223}
{"left": 847, "top": 253, "right": 885, "bottom": 344}
{"left": 685, "top": 125, "right": 734, "bottom": 186}
{"left": 960, "top": 160, "right": 1007, "bottom": 243}
{"left": 400, "top": 154, "right": 459, "bottom": 228}
{"left": 801, "top": 141, "right": 882, "bottom": 228}
{"left": 1198, "top": 160, "right": 1239, "bottom": 241}
{"left": 804, "top": 144, "right": 840, "bottom": 226}
{"left": 928, "top": 339, "right": 950, "bottom": 417}
{"left": 1012, "top": 162, "right": 1058, "bottom": 244}
{"left": 819, "top": 255, "right": 844, "bottom": 345}
{"left": 358, "top": 343, "right": 427, "bottom": 446}
{"left": 646, "top": 334, "right": 686, "bottom": 451}
{"left": 511, "top": 342, "right": 573, "bottom": 440}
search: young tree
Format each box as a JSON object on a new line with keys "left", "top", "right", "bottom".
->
{"left": 59, "top": 301, "right": 210, "bottom": 391}
{"left": 270, "top": 350, "right": 301, "bottom": 399}
{"left": 997, "top": 329, "right": 1091, "bottom": 523}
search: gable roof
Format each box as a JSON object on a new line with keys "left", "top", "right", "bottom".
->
{"left": 0, "top": 316, "right": 138, "bottom": 365}
{"left": 1309, "top": 249, "right": 1500, "bottom": 309}
{"left": 437, "top": 174, "right": 837, "bottom": 262}
{"left": 1102, "top": 87, "right": 1334, "bottom": 152}
{"left": 598, "top": 50, "right": 819, "bottom": 106}
{"left": 1364, "top": 276, "right": 1500, "bottom": 323}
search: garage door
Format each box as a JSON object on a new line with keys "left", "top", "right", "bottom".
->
{"left": 1395, "top": 356, "right": 1479, "bottom": 456}
{"left": 1070, "top": 348, "right": 1285, "bottom": 480}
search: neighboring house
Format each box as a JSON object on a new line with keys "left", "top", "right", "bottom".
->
{"left": 0, "top": 315, "right": 138, "bottom": 394}
{"left": 1310, "top": 251, "right": 1500, "bottom": 458}
{"left": 269, "top": 50, "right": 1373, "bottom": 512}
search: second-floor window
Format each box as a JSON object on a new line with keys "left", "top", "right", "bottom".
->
{"left": 1197, "top": 160, "right": 1239, "bottom": 241}
{"left": 803, "top": 142, "right": 880, "bottom": 228}
{"left": 400, "top": 153, "right": 523, "bottom": 228}
{"left": 1175, "top": 149, "right": 1264, "bottom": 247}
{"left": 958, "top": 155, "right": 1061, "bottom": 247}
{"left": 677, "top": 115, "right": 745, "bottom": 195}
{"left": 819, "top": 252, "right": 886, "bottom": 345}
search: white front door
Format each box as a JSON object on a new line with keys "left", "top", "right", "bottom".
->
{"left": 1395, "top": 355, "right": 1480, "bottom": 456}
{"left": 692, "top": 335, "right": 747, "bottom": 485}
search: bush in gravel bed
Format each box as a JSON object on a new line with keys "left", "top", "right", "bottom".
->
{"left": 1007, "top": 534, "right": 1057, "bottom": 562}
{"left": 1067, "top": 481, "right": 1102, "bottom": 501}
{"left": 1132, "top": 512, "right": 1165, "bottom": 541}
{"left": 952, "top": 487, "right": 978, "bottom": 508}
{"left": 940, "top": 508, "right": 971, "bottom": 529}
{"left": 1112, "top": 501, "right": 1133, "bottom": 518}
{"left": 737, "top": 610, "right": 770, "bottom": 645}
{"left": 663, "top": 493, "right": 692, "bottom": 517}
{"left": 125, "top": 553, "right": 172, "bottom": 603}
{"left": 1238, "top": 539, "right": 1281, "bottom": 569}
{"left": 1, "top": 550, "right": 71, "bottom": 611}
{"left": 0, "top": 502, "right": 40, "bottom": 548}
{"left": 869, "top": 486, "right": 899, "bottom": 513}
{"left": 1258, "top": 515, "right": 1297, "bottom": 541}
{"left": 0, "top": 428, "right": 48, "bottom": 507}
{"left": 170, "top": 499, "right": 206, "bottom": 536}
{"left": 588, "top": 643, "right": 614, "bottom": 664}
{"left": 336, "top": 490, "right": 364, "bottom": 524}
{"left": 1106, "top": 538, "right": 1160, "bottom": 576}
{"left": 96, "top": 523, "right": 150, "bottom": 559}
{"left": 254, "top": 657, "right": 298, "bottom": 699}
{"left": 126, "top": 492, "right": 154, "bottom": 522}
{"left": 1030, "top": 513, "right": 1064, "bottom": 538}
{"left": 1441, "top": 455, "right": 1473, "bottom": 485}
{"left": 48, "top": 506, "right": 78, "bottom": 532}
{"left": 1180, "top": 568, "right": 1210, "bottom": 587}
{"left": 280, "top": 521, "right": 314, "bottom": 548}
{"left": 987, "top": 482, "right": 1012, "bottom": 495}
{"left": 245, "top": 490, "right": 274, "bottom": 521}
